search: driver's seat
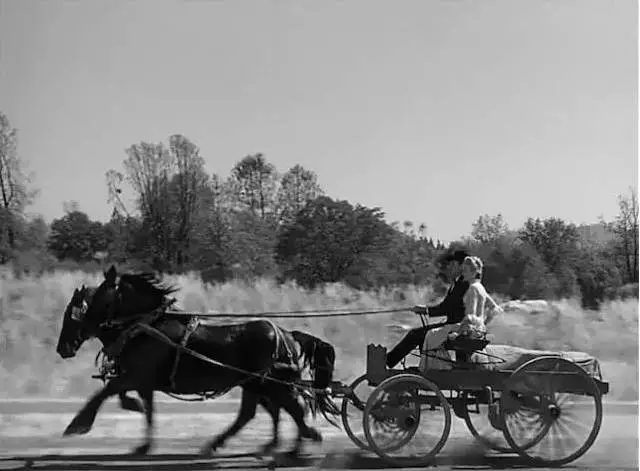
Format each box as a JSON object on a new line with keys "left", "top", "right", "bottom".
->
{"left": 443, "top": 335, "right": 491, "bottom": 363}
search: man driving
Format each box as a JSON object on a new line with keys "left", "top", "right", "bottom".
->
{"left": 385, "top": 249, "right": 471, "bottom": 368}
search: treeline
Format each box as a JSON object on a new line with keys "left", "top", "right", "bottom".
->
{"left": 0, "top": 110, "right": 637, "bottom": 309}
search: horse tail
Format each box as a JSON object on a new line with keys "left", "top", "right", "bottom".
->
{"left": 290, "top": 330, "right": 341, "bottom": 428}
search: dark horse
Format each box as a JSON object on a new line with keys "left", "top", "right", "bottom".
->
{"left": 55, "top": 265, "right": 340, "bottom": 458}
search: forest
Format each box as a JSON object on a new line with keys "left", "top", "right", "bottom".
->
{"left": 1, "top": 110, "right": 637, "bottom": 310}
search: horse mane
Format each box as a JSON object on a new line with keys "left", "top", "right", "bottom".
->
{"left": 118, "top": 272, "right": 179, "bottom": 305}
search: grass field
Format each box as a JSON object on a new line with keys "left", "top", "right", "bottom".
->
{"left": 0, "top": 267, "right": 637, "bottom": 401}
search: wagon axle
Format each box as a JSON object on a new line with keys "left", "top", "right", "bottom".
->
{"left": 398, "top": 412, "right": 418, "bottom": 430}
{"left": 546, "top": 404, "right": 561, "bottom": 420}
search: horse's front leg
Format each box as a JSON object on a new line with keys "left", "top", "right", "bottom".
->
{"left": 131, "top": 389, "right": 155, "bottom": 456}
{"left": 63, "top": 377, "right": 129, "bottom": 436}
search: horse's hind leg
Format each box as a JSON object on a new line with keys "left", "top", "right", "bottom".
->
{"left": 119, "top": 392, "right": 144, "bottom": 413}
{"left": 258, "top": 396, "right": 281, "bottom": 456}
{"left": 277, "top": 389, "right": 322, "bottom": 459}
{"left": 131, "top": 389, "right": 155, "bottom": 456}
{"left": 201, "top": 389, "right": 258, "bottom": 457}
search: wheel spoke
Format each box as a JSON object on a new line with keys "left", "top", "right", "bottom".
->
{"left": 501, "top": 357, "right": 603, "bottom": 467}
{"left": 363, "top": 374, "right": 451, "bottom": 467}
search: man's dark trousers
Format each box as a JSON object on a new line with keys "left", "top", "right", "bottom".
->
{"left": 385, "top": 326, "right": 429, "bottom": 368}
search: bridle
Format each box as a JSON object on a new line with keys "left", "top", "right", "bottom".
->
{"left": 71, "top": 281, "right": 122, "bottom": 332}
{"left": 70, "top": 299, "right": 89, "bottom": 321}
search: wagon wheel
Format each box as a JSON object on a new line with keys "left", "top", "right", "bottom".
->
{"left": 461, "top": 390, "right": 550, "bottom": 453}
{"left": 363, "top": 373, "right": 451, "bottom": 467}
{"left": 500, "top": 356, "right": 603, "bottom": 467}
{"left": 460, "top": 391, "right": 512, "bottom": 452}
{"left": 365, "top": 377, "right": 422, "bottom": 453}
{"left": 341, "top": 374, "right": 376, "bottom": 451}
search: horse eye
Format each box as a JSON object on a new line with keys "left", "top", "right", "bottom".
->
{"left": 70, "top": 301, "right": 88, "bottom": 321}
{"left": 70, "top": 306, "right": 82, "bottom": 321}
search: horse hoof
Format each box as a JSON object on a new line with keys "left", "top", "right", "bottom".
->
{"left": 305, "top": 427, "right": 322, "bottom": 443}
{"left": 132, "top": 443, "right": 152, "bottom": 456}
{"left": 259, "top": 443, "right": 278, "bottom": 457}
{"left": 199, "top": 443, "right": 218, "bottom": 459}
{"left": 63, "top": 422, "right": 91, "bottom": 437}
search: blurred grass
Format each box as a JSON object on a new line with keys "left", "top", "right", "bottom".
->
{"left": 0, "top": 267, "right": 637, "bottom": 401}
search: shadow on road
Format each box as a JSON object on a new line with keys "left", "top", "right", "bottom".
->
{"left": 0, "top": 451, "right": 586, "bottom": 470}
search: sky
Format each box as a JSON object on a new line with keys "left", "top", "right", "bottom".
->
{"left": 0, "top": 0, "right": 637, "bottom": 243}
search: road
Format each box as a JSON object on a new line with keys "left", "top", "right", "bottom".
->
{"left": 0, "top": 399, "right": 637, "bottom": 470}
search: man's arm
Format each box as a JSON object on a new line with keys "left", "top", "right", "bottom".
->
{"left": 425, "top": 280, "right": 458, "bottom": 317}
{"left": 411, "top": 290, "right": 453, "bottom": 317}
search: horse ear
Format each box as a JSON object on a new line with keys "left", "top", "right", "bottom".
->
{"left": 105, "top": 265, "right": 117, "bottom": 283}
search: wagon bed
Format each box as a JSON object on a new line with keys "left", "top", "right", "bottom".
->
{"left": 339, "top": 329, "right": 610, "bottom": 469}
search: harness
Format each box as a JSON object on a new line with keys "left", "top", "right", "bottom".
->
{"left": 168, "top": 315, "right": 200, "bottom": 390}
{"left": 94, "top": 302, "right": 300, "bottom": 395}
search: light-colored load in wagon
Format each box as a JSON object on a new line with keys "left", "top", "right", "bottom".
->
{"left": 469, "top": 344, "right": 603, "bottom": 379}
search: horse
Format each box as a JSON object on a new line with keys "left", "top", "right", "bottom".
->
{"left": 56, "top": 284, "right": 149, "bottom": 414}
{"left": 55, "top": 265, "right": 340, "bottom": 459}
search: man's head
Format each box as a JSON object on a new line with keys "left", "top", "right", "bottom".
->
{"left": 442, "top": 249, "right": 470, "bottom": 281}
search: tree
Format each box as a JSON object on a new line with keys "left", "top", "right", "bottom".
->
{"left": 573, "top": 244, "right": 623, "bottom": 309}
{"left": 611, "top": 187, "right": 639, "bottom": 283}
{"left": 0, "top": 111, "right": 37, "bottom": 260}
{"left": 167, "top": 134, "right": 209, "bottom": 268}
{"left": 188, "top": 173, "right": 236, "bottom": 282}
{"left": 375, "top": 228, "right": 438, "bottom": 288}
{"left": 276, "top": 164, "right": 323, "bottom": 225}
{"left": 519, "top": 217, "right": 580, "bottom": 270}
{"left": 518, "top": 217, "right": 581, "bottom": 297}
{"left": 276, "top": 196, "right": 393, "bottom": 287}
{"left": 120, "top": 141, "right": 175, "bottom": 270}
{"left": 471, "top": 213, "right": 509, "bottom": 244}
{"left": 510, "top": 243, "right": 558, "bottom": 300}
{"left": 48, "top": 209, "right": 108, "bottom": 262}
{"left": 228, "top": 153, "right": 278, "bottom": 220}
{"left": 105, "top": 169, "right": 131, "bottom": 218}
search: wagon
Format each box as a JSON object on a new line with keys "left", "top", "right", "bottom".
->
{"left": 338, "top": 313, "right": 610, "bottom": 468}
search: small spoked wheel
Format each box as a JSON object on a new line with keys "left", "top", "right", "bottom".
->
{"left": 461, "top": 390, "right": 549, "bottom": 453}
{"left": 500, "top": 356, "right": 603, "bottom": 467}
{"left": 363, "top": 373, "right": 451, "bottom": 467}
{"left": 460, "top": 391, "right": 513, "bottom": 453}
{"left": 341, "top": 374, "right": 377, "bottom": 451}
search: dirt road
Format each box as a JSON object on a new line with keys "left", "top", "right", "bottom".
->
{"left": 0, "top": 399, "right": 637, "bottom": 470}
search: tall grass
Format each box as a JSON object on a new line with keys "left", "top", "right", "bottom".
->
{"left": 0, "top": 267, "right": 637, "bottom": 400}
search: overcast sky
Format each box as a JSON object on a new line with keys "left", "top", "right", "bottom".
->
{"left": 1, "top": 0, "right": 636, "bottom": 242}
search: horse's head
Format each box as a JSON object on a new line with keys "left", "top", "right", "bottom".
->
{"left": 56, "top": 284, "right": 97, "bottom": 359}
{"left": 76, "top": 265, "right": 177, "bottom": 336}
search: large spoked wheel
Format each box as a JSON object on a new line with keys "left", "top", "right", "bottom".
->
{"left": 500, "top": 356, "right": 603, "bottom": 467}
{"left": 461, "top": 391, "right": 550, "bottom": 453}
{"left": 341, "top": 374, "right": 376, "bottom": 451}
{"left": 363, "top": 373, "right": 451, "bottom": 467}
